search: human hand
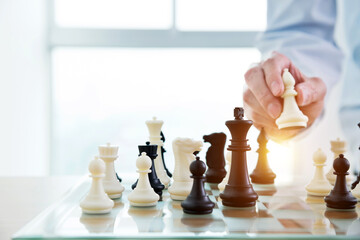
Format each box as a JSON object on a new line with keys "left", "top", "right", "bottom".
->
{"left": 243, "top": 52, "right": 326, "bottom": 142}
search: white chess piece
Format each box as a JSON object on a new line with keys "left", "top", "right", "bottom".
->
{"left": 218, "top": 151, "right": 232, "bottom": 192}
{"left": 275, "top": 68, "right": 308, "bottom": 129}
{"left": 305, "top": 148, "right": 332, "bottom": 196}
{"left": 352, "top": 182, "right": 360, "bottom": 200}
{"left": 98, "top": 143, "right": 124, "bottom": 199}
{"left": 168, "top": 137, "right": 203, "bottom": 200}
{"left": 146, "top": 117, "right": 170, "bottom": 188}
{"left": 128, "top": 152, "right": 160, "bottom": 207}
{"left": 80, "top": 156, "right": 114, "bottom": 214}
{"left": 325, "top": 138, "right": 354, "bottom": 185}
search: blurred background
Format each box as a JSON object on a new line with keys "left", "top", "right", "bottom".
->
{"left": 0, "top": 0, "right": 346, "bottom": 184}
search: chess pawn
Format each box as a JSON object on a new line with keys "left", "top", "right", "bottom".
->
{"left": 181, "top": 156, "right": 215, "bottom": 214}
{"left": 305, "top": 148, "right": 332, "bottom": 196}
{"left": 146, "top": 117, "right": 171, "bottom": 188}
{"left": 324, "top": 154, "right": 357, "bottom": 209}
{"left": 203, "top": 132, "right": 227, "bottom": 183}
{"left": 98, "top": 143, "right": 124, "bottom": 199}
{"left": 128, "top": 152, "right": 160, "bottom": 207}
{"left": 250, "top": 128, "right": 276, "bottom": 184}
{"left": 80, "top": 156, "right": 114, "bottom": 214}
{"left": 275, "top": 68, "right": 308, "bottom": 129}
{"left": 218, "top": 151, "right": 232, "bottom": 192}
{"left": 168, "top": 137, "right": 203, "bottom": 200}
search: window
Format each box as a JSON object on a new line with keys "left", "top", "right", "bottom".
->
{"left": 49, "top": 0, "right": 293, "bottom": 184}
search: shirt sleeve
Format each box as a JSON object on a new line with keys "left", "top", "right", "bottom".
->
{"left": 256, "top": 0, "right": 344, "bottom": 93}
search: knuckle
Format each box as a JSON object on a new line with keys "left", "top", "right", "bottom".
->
{"left": 244, "top": 66, "right": 260, "bottom": 83}
{"left": 243, "top": 89, "right": 253, "bottom": 104}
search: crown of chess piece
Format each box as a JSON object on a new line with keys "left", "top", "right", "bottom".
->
{"left": 305, "top": 148, "right": 332, "bottom": 196}
{"left": 181, "top": 156, "right": 215, "bottom": 214}
{"left": 219, "top": 107, "right": 258, "bottom": 207}
{"left": 203, "top": 132, "right": 227, "bottom": 183}
{"left": 160, "top": 131, "right": 172, "bottom": 178}
{"left": 218, "top": 151, "right": 232, "bottom": 192}
{"left": 146, "top": 117, "right": 171, "bottom": 188}
{"left": 168, "top": 137, "right": 203, "bottom": 200}
{"left": 128, "top": 152, "right": 160, "bottom": 207}
{"left": 275, "top": 68, "right": 308, "bottom": 129}
{"left": 80, "top": 156, "right": 114, "bottom": 214}
{"left": 132, "top": 142, "right": 165, "bottom": 198}
{"left": 98, "top": 143, "right": 124, "bottom": 199}
{"left": 250, "top": 128, "right": 276, "bottom": 184}
{"left": 324, "top": 154, "right": 357, "bottom": 209}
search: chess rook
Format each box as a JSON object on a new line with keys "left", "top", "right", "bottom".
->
{"left": 220, "top": 107, "right": 258, "bottom": 207}
{"left": 80, "top": 156, "right": 114, "bottom": 214}
{"left": 203, "top": 132, "right": 227, "bottom": 183}
{"left": 146, "top": 117, "right": 171, "bottom": 188}
{"left": 250, "top": 128, "right": 276, "bottom": 184}
{"left": 98, "top": 143, "right": 124, "bottom": 199}
{"left": 181, "top": 156, "right": 215, "bottom": 214}
{"left": 324, "top": 154, "right": 357, "bottom": 209}
{"left": 276, "top": 68, "right": 308, "bottom": 129}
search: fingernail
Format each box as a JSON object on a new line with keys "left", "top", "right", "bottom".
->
{"left": 271, "top": 81, "right": 280, "bottom": 96}
{"left": 268, "top": 103, "right": 281, "bottom": 119}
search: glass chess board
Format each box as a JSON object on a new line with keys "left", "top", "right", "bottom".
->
{"left": 13, "top": 177, "right": 360, "bottom": 240}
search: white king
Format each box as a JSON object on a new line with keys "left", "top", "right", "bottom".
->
{"left": 146, "top": 117, "right": 170, "bottom": 188}
{"left": 98, "top": 142, "right": 124, "bottom": 199}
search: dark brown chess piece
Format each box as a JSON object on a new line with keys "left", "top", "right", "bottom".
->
{"left": 160, "top": 131, "right": 172, "bottom": 178}
{"left": 351, "top": 122, "right": 360, "bottom": 190}
{"left": 250, "top": 128, "right": 276, "bottom": 184}
{"left": 203, "top": 132, "right": 227, "bottom": 183}
{"left": 324, "top": 154, "right": 357, "bottom": 209}
{"left": 181, "top": 156, "right": 215, "bottom": 214}
{"left": 132, "top": 142, "right": 165, "bottom": 198}
{"left": 219, "top": 107, "right": 258, "bottom": 207}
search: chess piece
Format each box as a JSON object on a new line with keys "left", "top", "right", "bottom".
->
{"left": 324, "top": 154, "right": 357, "bottom": 209}
{"left": 203, "top": 132, "right": 227, "bottom": 183}
{"left": 98, "top": 143, "right": 124, "bottom": 199}
{"left": 80, "top": 156, "right": 114, "bottom": 214}
{"left": 220, "top": 107, "right": 258, "bottom": 207}
{"left": 250, "top": 128, "right": 276, "bottom": 184}
{"left": 326, "top": 138, "right": 346, "bottom": 185}
{"left": 218, "top": 151, "right": 232, "bottom": 192}
{"left": 351, "top": 175, "right": 360, "bottom": 190}
{"left": 128, "top": 152, "right": 160, "bottom": 207}
{"left": 168, "top": 137, "right": 203, "bottom": 200}
{"left": 161, "top": 131, "right": 172, "bottom": 178}
{"left": 305, "top": 148, "right": 332, "bottom": 196}
{"left": 351, "top": 122, "right": 360, "bottom": 199}
{"left": 132, "top": 142, "right": 165, "bottom": 198}
{"left": 146, "top": 117, "right": 170, "bottom": 188}
{"left": 275, "top": 68, "right": 308, "bottom": 129}
{"left": 181, "top": 156, "right": 215, "bottom": 214}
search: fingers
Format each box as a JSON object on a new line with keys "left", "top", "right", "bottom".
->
{"left": 261, "top": 52, "right": 291, "bottom": 96}
{"left": 295, "top": 77, "right": 327, "bottom": 106}
{"left": 244, "top": 66, "right": 282, "bottom": 119}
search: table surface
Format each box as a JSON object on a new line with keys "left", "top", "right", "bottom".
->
{"left": 0, "top": 176, "right": 80, "bottom": 240}
{"left": 10, "top": 177, "right": 360, "bottom": 240}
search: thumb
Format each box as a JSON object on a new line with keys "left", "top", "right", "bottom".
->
{"left": 295, "top": 77, "right": 327, "bottom": 107}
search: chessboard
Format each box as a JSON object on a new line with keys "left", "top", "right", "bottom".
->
{"left": 13, "top": 177, "right": 360, "bottom": 240}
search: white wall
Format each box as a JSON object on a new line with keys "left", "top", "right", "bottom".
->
{"left": 0, "top": 0, "right": 49, "bottom": 175}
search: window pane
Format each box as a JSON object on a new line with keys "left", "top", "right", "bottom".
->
{"left": 55, "top": 0, "right": 172, "bottom": 29}
{"left": 177, "top": 0, "right": 267, "bottom": 31}
{"left": 52, "top": 48, "right": 293, "bottom": 184}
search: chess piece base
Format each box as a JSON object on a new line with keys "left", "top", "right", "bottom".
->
{"left": 220, "top": 185, "right": 258, "bottom": 208}
{"left": 129, "top": 201, "right": 157, "bottom": 207}
{"left": 107, "top": 193, "right": 122, "bottom": 199}
{"left": 81, "top": 208, "right": 113, "bottom": 215}
{"left": 325, "top": 192, "right": 357, "bottom": 209}
{"left": 250, "top": 172, "right": 276, "bottom": 184}
{"left": 276, "top": 120, "right": 307, "bottom": 130}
